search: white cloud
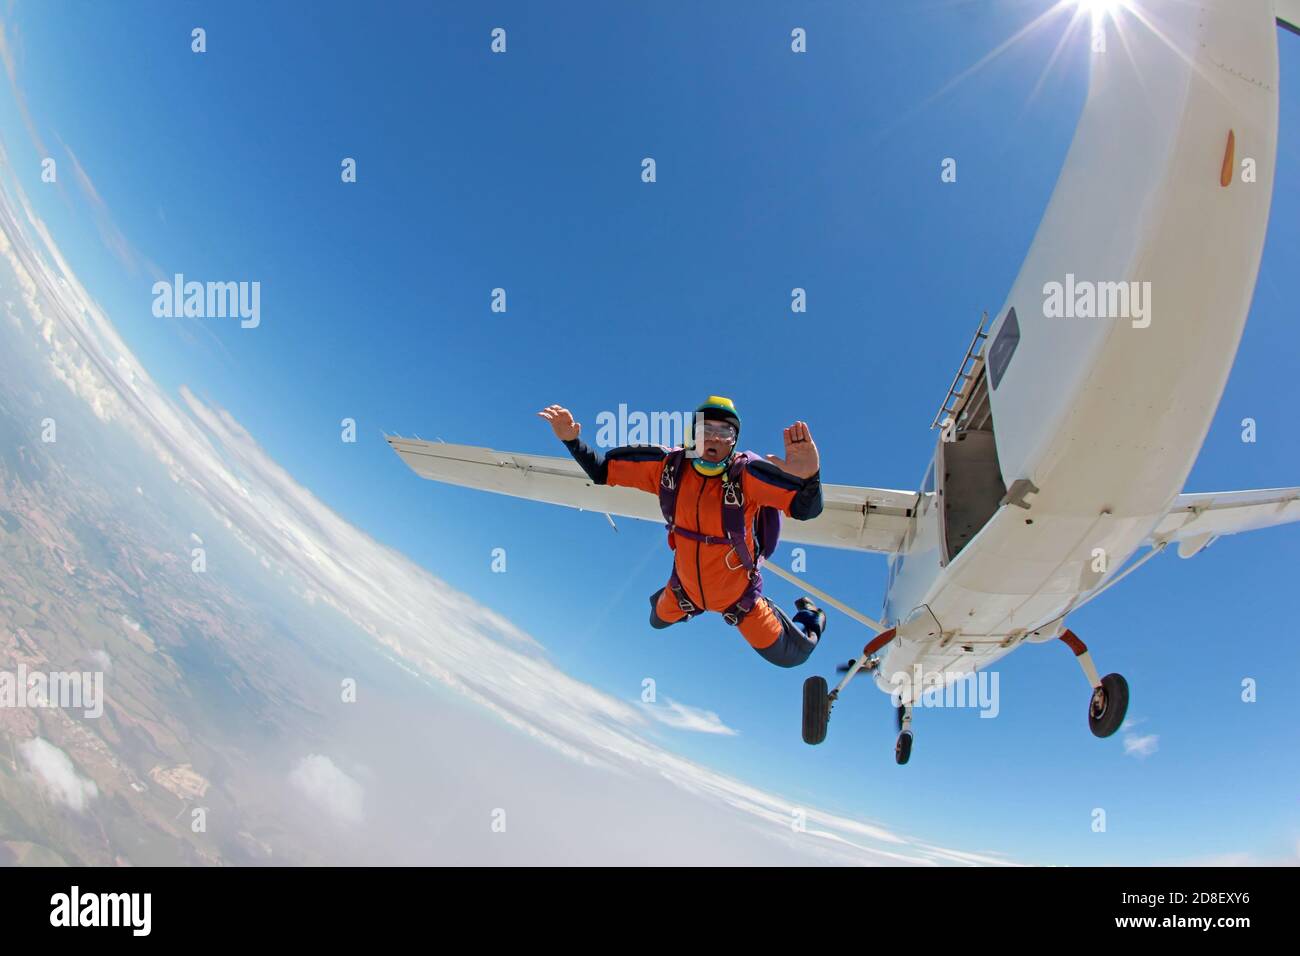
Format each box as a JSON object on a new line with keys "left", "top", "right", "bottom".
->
{"left": 290, "top": 754, "right": 364, "bottom": 827}
{"left": 1121, "top": 717, "right": 1158, "bottom": 758}
{"left": 1123, "top": 733, "right": 1159, "bottom": 757}
{"left": 18, "top": 737, "right": 98, "bottom": 812}
{"left": 646, "top": 698, "right": 739, "bottom": 736}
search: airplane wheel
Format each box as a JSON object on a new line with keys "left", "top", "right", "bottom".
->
{"left": 802, "top": 676, "right": 829, "bottom": 745}
{"left": 1088, "top": 673, "right": 1129, "bottom": 739}
{"left": 895, "top": 730, "right": 913, "bottom": 765}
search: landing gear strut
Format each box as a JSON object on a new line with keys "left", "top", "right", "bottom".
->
{"left": 1059, "top": 629, "right": 1129, "bottom": 738}
{"left": 800, "top": 627, "right": 897, "bottom": 751}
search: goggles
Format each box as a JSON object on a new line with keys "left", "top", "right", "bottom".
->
{"left": 699, "top": 421, "right": 737, "bottom": 443}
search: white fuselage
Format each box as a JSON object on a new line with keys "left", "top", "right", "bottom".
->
{"left": 878, "top": 0, "right": 1280, "bottom": 696}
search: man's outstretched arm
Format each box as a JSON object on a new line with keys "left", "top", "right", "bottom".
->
{"left": 538, "top": 404, "right": 665, "bottom": 493}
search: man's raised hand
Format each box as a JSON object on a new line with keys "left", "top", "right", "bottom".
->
{"left": 765, "top": 421, "right": 820, "bottom": 479}
{"left": 538, "top": 405, "right": 581, "bottom": 442}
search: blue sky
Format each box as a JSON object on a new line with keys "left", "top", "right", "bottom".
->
{"left": 1, "top": 0, "right": 1297, "bottom": 864}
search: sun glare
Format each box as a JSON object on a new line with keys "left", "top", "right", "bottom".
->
{"left": 1078, "top": 0, "right": 1123, "bottom": 20}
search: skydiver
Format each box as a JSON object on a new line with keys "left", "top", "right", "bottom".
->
{"left": 539, "top": 396, "right": 827, "bottom": 667}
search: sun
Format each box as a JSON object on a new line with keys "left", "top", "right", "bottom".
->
{"left": 1072, "top": 0, "right": 1131, "bottom": 35}
{"left": 1077, "top": 0, "right": 1124, "bottom": 18}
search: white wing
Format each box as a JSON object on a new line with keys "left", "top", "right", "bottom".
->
{"left": 387, "top": 436, "right": 915, "bottom": 554}
{"left": 1150, "top": 486, "right": 1300, "bottom": 556}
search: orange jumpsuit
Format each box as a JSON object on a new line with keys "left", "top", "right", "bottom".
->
{"left": 564, "top": 439, "right": 824, "bottom": 666}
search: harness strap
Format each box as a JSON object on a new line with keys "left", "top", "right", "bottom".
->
{"left": 667, "top": 569, "right": 702, "bottom": 619}
{"left": 658, "top": 447, "right": 766, "bottom": 626}
{"left": 720, "top": 572, "right": 763, "bottom": 626}
{"left": 719, "top": 461, "right": 758, "bottom": 572}
{"left": 669, "top": 526, "right": 731, "bottom": 547}
{"left": 669, "top": 568, "right": 763, "bottom": 627}
{"left": 659, "top": 449, "right": 760, "bottom": 571}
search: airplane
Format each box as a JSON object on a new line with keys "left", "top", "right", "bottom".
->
{"left": 388, "top": 0, "right": 1300, "bottom": 764}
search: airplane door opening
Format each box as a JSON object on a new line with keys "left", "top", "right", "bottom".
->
{"left": 933, "top": 317, "right": 1007, "bottom": 564}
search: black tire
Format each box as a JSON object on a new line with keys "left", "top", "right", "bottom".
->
{"left": 895, "top": 730, "right": 913, "bottom": 765}
{"left": 1088, "top": 673, "right": 1129, "bottom": 739}
{"left": 802, "top": 676, "right": 830, "bottom": 745}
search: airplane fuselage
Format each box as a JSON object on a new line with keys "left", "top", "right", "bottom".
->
{"left": 878, "top": 0, "right": 1279, "bottom": 696}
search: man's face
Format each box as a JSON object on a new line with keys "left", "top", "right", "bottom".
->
{"left": 699, "top": 420, "right": 737, "bottom": 461}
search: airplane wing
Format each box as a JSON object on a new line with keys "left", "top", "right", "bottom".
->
{"left": 386, "top": 436, "right": 916, "bottom": 554}
{"left": 1279, "top": 0, "right": 1300, "bottom": 36}
{"left": 1149, "top": 486, "right": 1300, "bottom": 557}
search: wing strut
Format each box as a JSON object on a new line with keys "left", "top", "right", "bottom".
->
{"left": 763, "top": 560, "right": 887, "bottom": 634}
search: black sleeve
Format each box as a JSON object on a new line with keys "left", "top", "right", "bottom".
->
{"left": 562, "top": 438, "right": 670, "bottom": 486}
{"left": 562, "top": 437, "right": 609, "bottom": 484}
{"left": 789, "top": 471, "right": 824, "bottom": 520}
{"left": 746, "top": 458, "right": 825, "bottom": 521}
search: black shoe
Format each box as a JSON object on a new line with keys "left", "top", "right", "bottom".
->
{"left": 793, "top": 597, "right": 826, "bottom": 642}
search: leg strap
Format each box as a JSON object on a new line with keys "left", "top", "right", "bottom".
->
{"left": 721, "top": 571, "right": 764, "bottom": 626}
{"left": 670, "top": 568, "right": 765, "bottom": 626}
{"left": 668, "top": 570, "right": 703, "bottom": 620}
